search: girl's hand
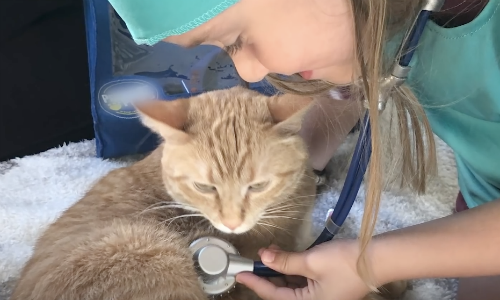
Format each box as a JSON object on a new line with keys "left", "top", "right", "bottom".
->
{"left": 236, "top": 240, "right": 375, "bottom": 300}
{"left": 238, "top": 199, "right": 500, "bottom": 299}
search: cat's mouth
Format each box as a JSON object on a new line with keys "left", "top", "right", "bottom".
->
{"left": 209, "top": 211, "right": 274, "bottom": 235}
{"left": 212, "top": 221, "right": 254, "bottom": 235}
{"left": 202, "top": 215, "right": 257, "bottom": 235}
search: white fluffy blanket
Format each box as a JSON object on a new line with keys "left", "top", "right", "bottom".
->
{"left": 0, "top": 136, "right": 458, "bottom": 299}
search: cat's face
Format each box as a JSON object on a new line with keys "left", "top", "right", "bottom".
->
{"left": 136, "top": 86, "right": 314, "bottom": 234}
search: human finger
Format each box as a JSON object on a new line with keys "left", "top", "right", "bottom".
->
{"left": 236, "top": 272, "right": 305, "bottom": 300}
{"left": 259, "top": 249, "right": 317, "bottom": 279}
{"left": 268, "top": 244, "right": 281, "bottom": 250}
{"left": 259, "top": 244, "right": 281, "bottom": 257}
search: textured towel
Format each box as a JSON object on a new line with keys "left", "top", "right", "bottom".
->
{"left": 0, "top": 134, "right": 459, "bottom": 299}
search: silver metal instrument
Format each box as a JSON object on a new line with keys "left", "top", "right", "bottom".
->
{"left": 189, "top": 236, "right": 254, "bottom": 295}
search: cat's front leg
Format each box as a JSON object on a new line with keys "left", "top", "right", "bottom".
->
{"left": 10, "top": 219, "right": 208, "bottom": 300}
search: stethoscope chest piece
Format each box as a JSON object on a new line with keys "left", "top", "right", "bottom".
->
{"left": 189, "top": 236, "right": 252, "bottom": 296}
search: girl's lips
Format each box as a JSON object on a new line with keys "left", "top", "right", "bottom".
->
{"left": 299, "top": 70, "right": 313, "bottom": 80}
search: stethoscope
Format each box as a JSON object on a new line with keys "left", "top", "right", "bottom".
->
{"left": 183, "top": 0, "right": 445, "bottom": 295}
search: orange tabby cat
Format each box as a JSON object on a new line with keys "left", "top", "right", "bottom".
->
{"left": 10, "top": 86, "right": 405, "bottom": 300}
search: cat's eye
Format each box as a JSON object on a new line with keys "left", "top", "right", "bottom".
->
{"left": 248, "top": 181, "right": 270, "bottom": 193}
{"left": 193, "top": 182, "right": 217, "bottom": 193}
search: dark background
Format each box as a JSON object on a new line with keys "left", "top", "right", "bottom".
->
{"left": 0, "top": 0, "right": 94, "bottom": 161}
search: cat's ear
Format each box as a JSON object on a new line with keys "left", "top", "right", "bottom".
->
{"left": 267, "top": 94, "right": 315, "bottom": 136}
{"left": 134, "top": 99, "right": 191, "bottom": 144}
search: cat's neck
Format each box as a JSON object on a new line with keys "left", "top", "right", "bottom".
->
{"left": 130, "top": 145, "right": 166, "bottom": 191}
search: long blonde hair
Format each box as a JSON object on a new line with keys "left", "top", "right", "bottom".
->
{"left": 266, "top": 0, "right": 437, "bottom": 289}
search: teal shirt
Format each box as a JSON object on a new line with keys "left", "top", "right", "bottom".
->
{"left": 406, "top": 0, "right": 500, "bottom": 208}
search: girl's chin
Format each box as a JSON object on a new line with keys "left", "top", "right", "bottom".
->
{"left": 299, "top": 70, "right": 313, "bottom": 80}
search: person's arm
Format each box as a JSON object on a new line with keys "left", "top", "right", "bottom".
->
{"left": 236, "top": 199, "right": 500, "bottom": 300}
{"left": 371, "top": 198, "right": 500, "bottom": 285}
{"left": 299, "top": 93, "right": 363, "bottom": 171}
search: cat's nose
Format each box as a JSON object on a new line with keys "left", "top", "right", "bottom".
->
{"left": 221, "top": 218, "right": 242, "bottom": 230}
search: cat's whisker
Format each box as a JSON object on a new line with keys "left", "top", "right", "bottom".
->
{"left": 153, "top": 200, "right": 198, "bottom": 210}
{"left": 264, "top": 204, "right": 313, "bottom": 214}
{"left": 270, "top": 194, "right": 327, "bottom": 207}
{"left": 159, "top": 213, "right": 204, "bottom": 229}
{"left": 265, "top": 204, "right": 304, "bottom": 210}
{"left": 142, "top": 199, "right": 180, "bottom": 207}
{"left": 140, "top": 204, "right": 197, "bottom": 215}
{"left": 284, "top": 191, "right": 332, "bottom": 201}
{"left": 140, "top": 204, "right": 187, "bottom": 213}
{"left": 135, "top": 194, "right": 200, "bottom": 212}
{"left": 264, "top": 209, "right": 302, "bottom": 215}
{"left": 138, "top": 202, "right": 200, "bottom": 216}
{"left": 130, "top": 197, "right": 175, "bottom": 209}
{"left": 257, "top": 221, "right": 291, "bottom": 234}
{"left": 256, "top": 223, "right": 276, "bottom": 238}
{"left": 139, "top": 201, "right": 166, "bottom": 211}
{"left": 261, "top": 215, "right": 307, "bottom": 222}
{"left": 249, "top": 227, "right": 265, "bottom": 238}
{"left": 265, "top": 202, "right": 314, "bottom": 211}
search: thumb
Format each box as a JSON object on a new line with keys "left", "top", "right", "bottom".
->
{"left": 260, "top": 249, "right": 316, "bottom": 280}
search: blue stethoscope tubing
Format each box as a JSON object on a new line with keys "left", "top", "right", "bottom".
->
{"left": 252, "top": 4, "right": 438, "bottom": 277}
{"left": 253, "top": 113, "right": 372, "bottom": 277}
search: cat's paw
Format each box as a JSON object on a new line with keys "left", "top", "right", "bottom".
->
{"left": 314, "top": 169, "right": 327, "bottom": 186}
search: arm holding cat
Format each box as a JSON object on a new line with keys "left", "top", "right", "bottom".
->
{"left": 237, "top": 198, "right": 500, "bottom": 300}
{"left": 299, "top": 94, "right": 363, "bottom": 171}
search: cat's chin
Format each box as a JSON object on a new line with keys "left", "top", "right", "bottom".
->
{"left": 213, "top": 223, "right": 254, "bottom": 235}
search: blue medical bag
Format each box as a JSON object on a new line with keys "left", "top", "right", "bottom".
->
{"left": 83, "top": 0, "right": 277, "bottom": 158}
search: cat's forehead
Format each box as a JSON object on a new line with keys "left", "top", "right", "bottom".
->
{"left": 187, "top": 88, "right": 275, "bottom": 181}
{"left": 188, "top": 88, "right": 272, "bottom": 124}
